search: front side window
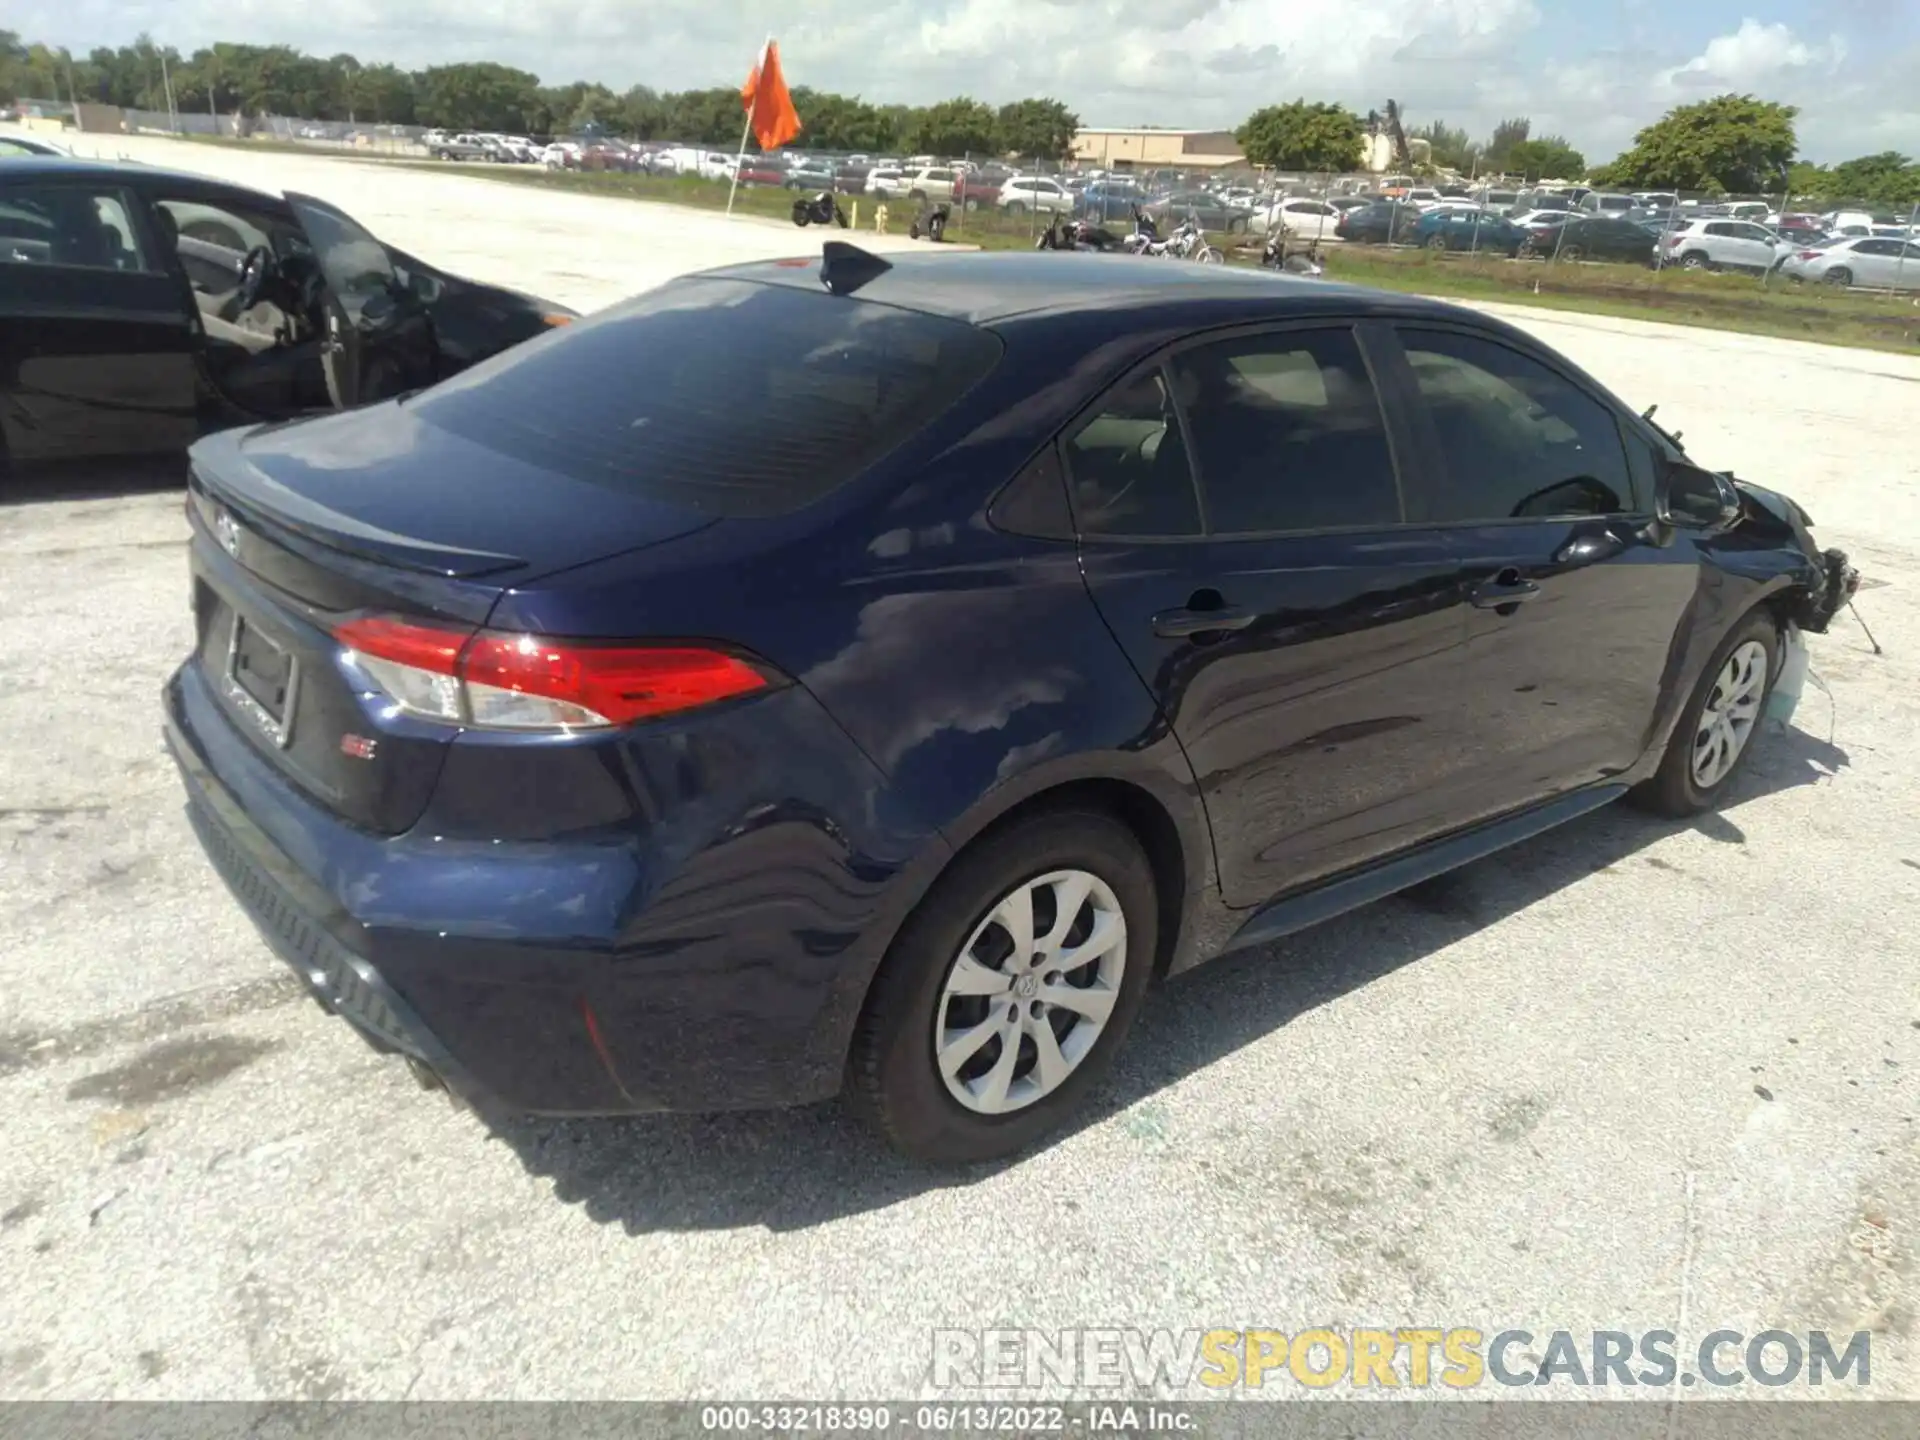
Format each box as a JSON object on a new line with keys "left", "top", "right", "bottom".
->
{"left": 1063, "top": 369, "right": 1201, "bottom": 538}
{"left": 1168, "top": 328, "right": 1401, "bottom": 535}
{"left": 1399, "top": 329, "right": 1634, "bottom": 523}
{"left": 0, "top": 186, "right": 150, "bottom": 271}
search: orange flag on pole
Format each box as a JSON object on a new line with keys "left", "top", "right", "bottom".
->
{"left": 741, "top": 39, "right": 802, "bottom": 151}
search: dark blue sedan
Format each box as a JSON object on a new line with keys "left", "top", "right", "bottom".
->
{"left": 166, "top": 247, "right": 1856, "bottom": 1163}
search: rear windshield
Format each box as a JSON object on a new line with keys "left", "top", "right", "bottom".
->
{"left": 408, "top": 277, "right": 1002, "bottom": 518}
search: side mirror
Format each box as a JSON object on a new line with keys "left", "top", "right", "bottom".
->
{"left": 1656, "top": 461, "right": 1741, "bottom": 533}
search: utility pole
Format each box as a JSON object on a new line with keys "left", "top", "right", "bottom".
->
{"left": 160, "top": 48, "right": 178, "bottom": 133}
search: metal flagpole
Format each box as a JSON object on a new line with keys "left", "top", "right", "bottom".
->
{"left": 726, "top": 35, "right": 772, "bottom": 218}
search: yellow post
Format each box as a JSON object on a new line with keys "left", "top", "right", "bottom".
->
{"left": 875, "top": 203, "right": 889, "bottom": 235}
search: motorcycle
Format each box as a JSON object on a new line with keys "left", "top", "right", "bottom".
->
{"left": 908, "top": 200, "right": 952, "bottom": 242}
{"left": 1167, "top": 216, "right": 1224, "bottom": 264}
{"left": 1121, "top": 206, "right": 1172, "bottom": 258}
{"left": 1036, "top": 217, "right": 1128, "bottom": 252}
{"left": 1262, "top": 233, "right": 1325, "bottom": 276}
{"left": 791, "top": 191, "right": 849, "bottom": 228}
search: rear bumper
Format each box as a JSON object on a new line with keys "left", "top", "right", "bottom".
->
{"left": 164, "top": 660, "right": 929, "bottom": 1116}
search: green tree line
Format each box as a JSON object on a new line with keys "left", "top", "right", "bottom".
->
{"left": 0, "top": 29, "right": 1080, "bottom": 158}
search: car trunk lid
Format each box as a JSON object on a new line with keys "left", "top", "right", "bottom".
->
{"left": 185, "top": 410, "right": 715, "bottom": 835}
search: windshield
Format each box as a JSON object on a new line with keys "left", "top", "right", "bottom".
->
{"left": 408, "top": 277, "right": 1003, "bottom": 518}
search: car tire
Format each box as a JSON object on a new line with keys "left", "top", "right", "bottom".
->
{"left": 1426, "top": 235, "right": 1448, "bottom": 252}
{"left": 1680, "top": 251, "right": 1711, "bottom": 271}
{"left": 908, "top": 189, "right": 926, "bottom": 202}
{"left": 1005, "top": 200, "right": 1025, "bottom": 216}
{"left": 1631, "top": 609, "right": 1781, "bottom": 818}
{"left": 1824, "top": 267, "right": 1852, "bottom": 288}
{"left": 847, "top": 808, "right": 1159, "bottom": 1164}
{"left": 1560, "top": 244, "right": 1584, "bottom": 263}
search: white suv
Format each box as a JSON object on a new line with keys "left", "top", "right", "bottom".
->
{"left": 903, "top": 167, "right": 960, "bottom": 203}
{"left": 1251, "top": 197, "right": 1340, "bottom": 239}
{"left": 1661, "top": 219, "right": 1795, "bottom": 273}
{"left": 997, "top": 176, "right": 1072, "bottom": 215}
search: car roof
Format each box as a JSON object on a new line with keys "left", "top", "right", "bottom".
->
{"left": 0, "top": 155, "right": 281, "bottom": 204}
{"left": 705, "top": 248, "right": 1476, "bottom": 327}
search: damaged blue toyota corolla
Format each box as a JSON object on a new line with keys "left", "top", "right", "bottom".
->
{"left": 164, "top": 246, "right": 1858, "bottom": 1163}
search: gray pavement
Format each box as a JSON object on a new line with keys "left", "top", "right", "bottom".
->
{"left": 0, "top": 135, "right": 1916, "bottom": 1402}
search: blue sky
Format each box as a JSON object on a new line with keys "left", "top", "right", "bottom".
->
{"left": 13, "top": 0, "right": 1918, "bottom": 161}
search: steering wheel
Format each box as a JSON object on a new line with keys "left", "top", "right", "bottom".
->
{"left": 235, "top": 245, "right": 275, "bottom": 313}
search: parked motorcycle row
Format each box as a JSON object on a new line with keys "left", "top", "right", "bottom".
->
{"left": 1036, "top": 207, "right": 1226, "bottom": 264}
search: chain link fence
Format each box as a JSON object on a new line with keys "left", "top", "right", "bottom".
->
{"left": 33, "top": 107, "right": 1920, "bottom": 307}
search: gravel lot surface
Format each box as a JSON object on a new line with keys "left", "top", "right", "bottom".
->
{"left": 1, "top": 134, "right": 1916, "bottom": 1403}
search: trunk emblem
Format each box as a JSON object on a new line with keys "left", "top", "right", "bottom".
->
{"left": 214, "top": 508, "right": 243, "bottom": 558}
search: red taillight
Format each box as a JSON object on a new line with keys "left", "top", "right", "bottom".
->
{"left": 461, "top": 635, "right": 769, "bottom": 726}
{"left": 332, "top": 616, "right": 774, "bottom": 732}
{"left": 1796, "top": 250, "right": 1820, "bottom": 260}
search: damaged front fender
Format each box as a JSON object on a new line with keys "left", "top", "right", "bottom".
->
{"left": 1731, "top": 478, "right": 1859, "bottom": 634}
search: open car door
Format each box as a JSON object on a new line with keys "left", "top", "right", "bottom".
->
{"left": 284, "top": 192, "right": 438, "bottom": 410}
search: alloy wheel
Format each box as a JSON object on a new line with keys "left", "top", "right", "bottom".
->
{"left": 933, "top": 869, "right": 1127, "bottom": 1115}
{"left": 1691, "top": 640, "right": 1768, "bottom": 789}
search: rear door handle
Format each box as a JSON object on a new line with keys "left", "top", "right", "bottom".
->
{"left": 1152, "top": 605, "right": 1256, "bottom": 639}
{"left": 1470, "top": 568, "right": 1542, "bottom": 610}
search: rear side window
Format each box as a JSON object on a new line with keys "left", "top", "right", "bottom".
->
{"left": 1169, "top": 328, "right": 1401, "bottom": 535}
{"left": 1399, "top": 329, "right": 1634, "bottom": 523}
{"left": 0, "top": 186, "right": 150, "bottom": 271}
{"left": 1064, "top": 369, "right": 1202, "bottom": 538}
{"left": 408, "top": 278, "right": 1001, "bottom": 518}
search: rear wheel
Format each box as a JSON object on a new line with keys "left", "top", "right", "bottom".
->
{"left": 848, "top": 809, "right": 1158, "bottom": 1164}
{"left": 1824, "top": 267, "right": 1853, "bottom": 288}
{"left": 1426, "top": 234, "right": 1448, "bottom": 252}
{"left": 1680, "top": 250, "right": 1711, "bottom": 271}
{"left": 1559, "top": 244, "right": 1584, "bottom": 263}
{"left": 1005, "top": 200, "right": 1026, "bottom": 217}
{"left": 1631, "top": 610, "right": 1779, "bottom": 817}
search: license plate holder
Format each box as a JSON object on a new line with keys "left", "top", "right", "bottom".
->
{"left": 224, "top": 612, "right": 299, "bottom": 748}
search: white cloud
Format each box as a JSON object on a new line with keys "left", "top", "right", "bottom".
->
{"left": 1667, "top": 18, "right": 1847, "bottom": 88}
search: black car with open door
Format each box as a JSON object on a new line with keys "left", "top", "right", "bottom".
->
{"left": 0, "top": 157, "right": 575, "bottom": 480}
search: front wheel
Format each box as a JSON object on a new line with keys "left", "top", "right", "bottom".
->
{"left": 847, "top": 809, "right": 1158, "bottom": 1164}
{"left": 1631, "top": 611, "right": 1779, "bottom": 817}
{"left": 790, "top": 203, "right": 811, "bottom": 227}
{"left": 1196, "top": 245, "right": 1224, "bottom": 264}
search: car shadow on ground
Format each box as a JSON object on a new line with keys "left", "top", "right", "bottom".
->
{"left": 1, "top": 458, "right": 186, "bottom": 506}
{"left": 493, "top": 722, "right": 1849, "bottom": 1235}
